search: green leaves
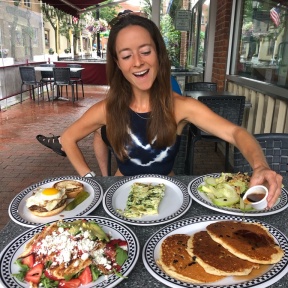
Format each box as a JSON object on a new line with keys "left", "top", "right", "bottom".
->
{"left": 116, "top": 246, "right": 128, "bottom": 266}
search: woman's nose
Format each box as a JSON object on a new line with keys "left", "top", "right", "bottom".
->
{"left": 133, "top": 54, "right": 143, "bottom": 67}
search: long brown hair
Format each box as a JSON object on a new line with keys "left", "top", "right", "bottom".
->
{"left": 106, "top": 15, "right": 176, "bottom": 161}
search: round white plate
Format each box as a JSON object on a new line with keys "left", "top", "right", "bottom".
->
{"left": 103, "top": 174, "right": 192, "bottom": 226}
{"left": 0, "top": 216, "right": 140, "bottom": 288}
{"left": 143, "top": 214, "right": 288, "bottom": 288}
{"left": 188, "top": 173, "right": 288, "bottom": 216}
{"left": 8, "top": 176, "right": 103, "bottom": 227}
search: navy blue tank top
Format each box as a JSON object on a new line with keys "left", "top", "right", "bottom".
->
{"left": 101, "top": 109, "right": 180, "bottom": 176}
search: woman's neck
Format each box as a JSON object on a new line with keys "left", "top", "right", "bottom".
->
{"left": 130, "top": 90, "right": 151, "bottom": 113}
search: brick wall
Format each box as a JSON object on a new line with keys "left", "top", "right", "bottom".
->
{"left": 212, "top": 0, "right": 233, "bottom": 91}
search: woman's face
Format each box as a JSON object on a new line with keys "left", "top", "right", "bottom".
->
{"left": 115, "top": 25, "right": 159, "bottom": 94}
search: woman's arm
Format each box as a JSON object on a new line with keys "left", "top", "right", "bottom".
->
{"left": 60, "top": 100, "right": 107, "bottom": 177}
{"left": 175, "top": 96, "right": 283, "bottom": 208}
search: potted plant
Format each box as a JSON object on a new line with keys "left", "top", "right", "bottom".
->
{"left": 64, "top": 48, "right": 71, "bottom": 54}
{"left": 48, "top": 48, "right": 54, "bottom": 55}
{"left": 0, "top": 49, "right": 9, "bottom": 58}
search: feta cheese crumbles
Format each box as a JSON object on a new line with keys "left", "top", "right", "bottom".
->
{"left": 36, "top": 227, "right": 96, "bottom": 267}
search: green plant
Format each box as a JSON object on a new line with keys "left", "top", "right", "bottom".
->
{"left": 64, "top": 48, "right": 70, "bottom": 53}
{"left": 48, "top": 48, "right": 54, "bottom": 55}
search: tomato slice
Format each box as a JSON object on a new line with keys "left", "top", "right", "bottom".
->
{"left": 21, "top": 254, "right": 34, "bottom": 268}
{"left": 24, "top": 263, "right": 44, "bottom": 284}
{"left": 78, "top": 266, "right": 92, "bottom": 285}
{"left": 58, "top": 278, "right": 81, "bottom": 288}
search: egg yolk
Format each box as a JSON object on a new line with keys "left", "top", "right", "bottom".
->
{"left": 42, "top": 188, "right": 59, "bottom": 196}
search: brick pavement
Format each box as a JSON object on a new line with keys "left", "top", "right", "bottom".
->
{"left": 0, "top": 85, "right": 225, "bottom": 231}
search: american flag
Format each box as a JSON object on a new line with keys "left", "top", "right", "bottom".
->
{"left": 270, "top": 7, "right": 280, "bottom": 27}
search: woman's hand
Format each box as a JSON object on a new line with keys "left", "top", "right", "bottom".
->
{"left": 249, "top": 166, "right": 283, "bottom": 208}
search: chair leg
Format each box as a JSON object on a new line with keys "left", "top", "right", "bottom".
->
{"left": 71, "top": 84, "right": 75, "bottom": 102}
{"left": 225, "top": 142, "right": 230, "bottom": 171}
{"left": 185, "top": 128, "right": 193, "bottom": 174}
{"left": 188, "top": 139, "right": 197, "bottom": 175}
{"left": 75, "top": 82, "right": 79, "bottom": 100}
{"left": 20, "top": 84, "right": 23, "bottom": 103}
{"left": 81, "top": 80, "right": 84, "bottom": 98}
{"left": 46, "top": 83, "right": 50, "bottom": 101}
{"left": 31, "top": 85, "right": 35, "bottom": 101}
{"left": 108, "top": 149, "right": 112, "bottom": 176}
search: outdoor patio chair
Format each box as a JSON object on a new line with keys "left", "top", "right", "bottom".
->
{"left": 185, "top": 95, "right": 246, "bottom": 175}
{"left": 67, "top": 64, "right": 84, "bottom": 99}
{"left": 19, "top": 66, "right": 48, "bottom": 104}
{"left": 233, "top": 133, "right": 288, "bottom": 174}
{"left": 184, "top": 82, "right": 217, "bottom": 92}
{"left": 39, "top": 64, "right": 55, "bottom": 98}
{"left": 52, "top": 67, "right": 76, "bottom": 102}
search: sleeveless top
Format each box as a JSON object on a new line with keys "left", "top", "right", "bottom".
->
{"left": 101, "top": 109, "right": 181, "bottom": 176}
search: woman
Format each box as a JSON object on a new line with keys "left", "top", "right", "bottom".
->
{"left": 58, "top": 14, "right": 281, "bottom": 208}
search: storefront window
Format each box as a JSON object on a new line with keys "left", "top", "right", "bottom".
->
{"left": 236, "top": 0, "right": 288, "bottom": 88}
{"left": 0, "top": 2, "right": 43, "bottom": 65}
{"left": 187, "top": 0, "right": 210, "bottom": 68}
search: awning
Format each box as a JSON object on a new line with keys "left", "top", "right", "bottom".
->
{"left": 39, "top": 0, "right": 107, "bottom": 17}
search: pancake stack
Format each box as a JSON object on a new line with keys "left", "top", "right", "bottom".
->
{"left": 157, "top": 220, "right": 284, "bottom": 283}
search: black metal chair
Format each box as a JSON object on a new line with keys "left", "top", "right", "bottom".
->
{"left": 185, "top": 95, "right": 246, "bottom": 175}
{"left": 185, "top": 82, "right": 217, "bottom": 92}
{"left": 52, "top": 67, "right": 76, "bottom": 102}
{"left": 233, "top": 133, "right": 288, "bottom": 174}
{"left": 67, "top": 64, "right": 84, "bottom": 99}
{"left": 19, "top": 66, "right": 48, "bottom": 104}
{"left": 39, "top": 64, "right": 55, "bottom": 98}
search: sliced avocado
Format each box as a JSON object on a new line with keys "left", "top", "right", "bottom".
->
{"left": 212, "top": 195, "right": 239, "bottom": 207}
{"left": 82, "top": 221, "right": 109, "bottom": 242}
{"left": 69, "top": 224, "right": 81, "bottom": 236}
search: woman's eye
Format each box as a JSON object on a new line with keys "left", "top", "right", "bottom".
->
{"left": 141, "top": 51, "right": 151, "bottom": 56}
{"left": 122, "top": 55, "right": 131, "bottom": 60}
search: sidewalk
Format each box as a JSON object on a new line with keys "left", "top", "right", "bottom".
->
{"left": 0, "top": 86, "right": 225, "bottom": 230}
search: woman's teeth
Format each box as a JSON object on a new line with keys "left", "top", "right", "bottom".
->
{"left": 134, "top": 70, "right": 149, "bottom": 77}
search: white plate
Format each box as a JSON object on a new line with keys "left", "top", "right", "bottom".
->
{"left": 143, "top": 214, "right": 288, "bottom": 288}
{"left": 0, "top": 216, "right": 140, "bottom": 288}
{"left": 103, "top": 174, "right": 192, "bottom": 226}
{"left": 8, "top": 176, "right": 103, "bottom": 227}
{"left": 188, "top": 173, "right": 288, "bottom": 216}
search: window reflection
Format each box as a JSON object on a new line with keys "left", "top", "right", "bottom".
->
{"left": 236, "top": 0, "right": 288, "bottom": 88}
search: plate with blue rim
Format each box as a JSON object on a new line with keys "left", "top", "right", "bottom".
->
{"left": 188, "top": 173, "right": 288, "bottom": 216}
{"left": 8, "top": 175, "right": 103, "bottom": 228}
{"left": 102, "top": 174, "right": 192, "bottom": 226}
{"left": 0, "top": 216, "right": 140, "bottom": 288}
{"left": 142, "top": 214, "right": 288, "bottom": 288}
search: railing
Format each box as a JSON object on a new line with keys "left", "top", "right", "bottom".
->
{"left": 227, "top": 81, "right": 288, "bottom": 134}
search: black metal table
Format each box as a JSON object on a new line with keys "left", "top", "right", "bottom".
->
{"left": 0, "top": 176, "right": 287, "bottom": 288}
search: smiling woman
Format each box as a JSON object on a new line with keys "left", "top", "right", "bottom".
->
{"left": 38, "top": 14, "right": 282, "bottom": 210}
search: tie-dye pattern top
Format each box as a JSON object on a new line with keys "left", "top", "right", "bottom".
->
{"left": 101, "top": 109, "right": 181, "bottom": 176}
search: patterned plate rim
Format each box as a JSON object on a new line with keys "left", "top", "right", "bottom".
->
{"left": 142, "top": 214, "right": 288, "bottom": 288}
{"left": 103, "top": 174, "right": 192, "bottom": 226}
{"left": 0, "top": 216, "right": 140, "bottom": 288}
{"left": 8, "top": 176, "right": 103, "bottom": 227}
{"left": 188, "top": 173, "right": 288, "bottom": 216}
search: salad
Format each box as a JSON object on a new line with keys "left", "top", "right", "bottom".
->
{"left": 198, "top": 172, "right": 253, "bottom": 210}
{"left": 12, "top": 219, "right": 128, "bottom": 288}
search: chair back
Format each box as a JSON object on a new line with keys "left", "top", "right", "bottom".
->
{"left": 19, "top": 66, "right": 37, "bottom": 84}
{"left": 40, "top": 64, "right": 55, "bottom": 79}
{"left": 185, "top": 82, "right": 217, "bottom": 91}
{"left": 67, "top": 64, "right": 82, "bottom": 78}
{"left": 198, "top": 95, "right": 246, "bottom": 127}
{"left": 234, "top": 133, "right": 288, "bottom": 174}
{"left": 53, "top": 67, "right": 71, "bottom": 85}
